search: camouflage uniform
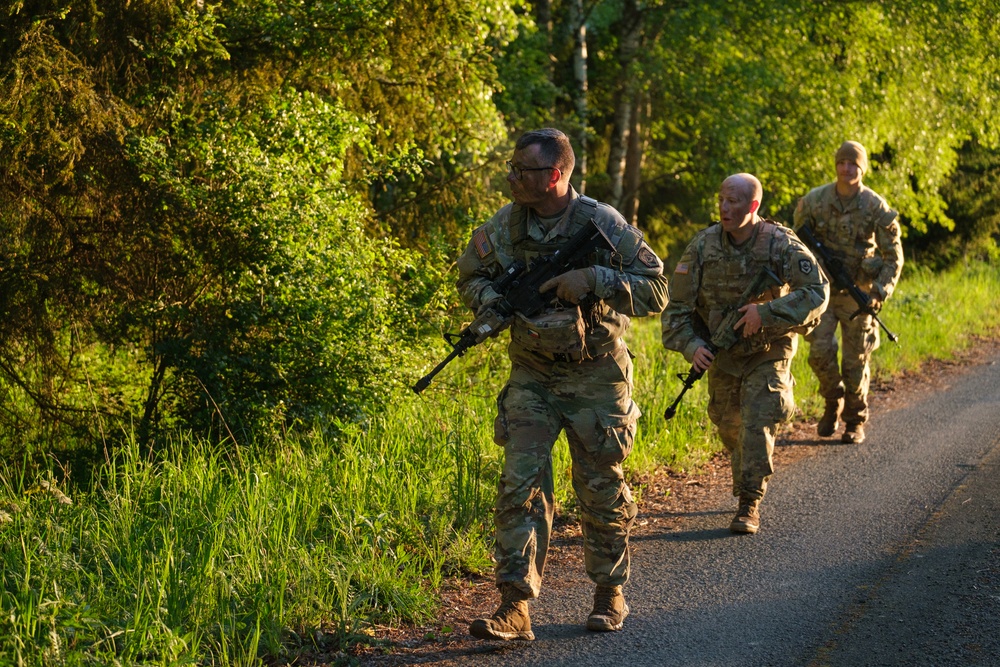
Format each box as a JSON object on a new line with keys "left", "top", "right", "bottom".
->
{"left": 456, "top": 188, "right": 669, "bottom": 598}
{"left": 793, "top": 183, "right": 903, "bottom": 425}
{"left": 661, "top": 220, "right": 828, "bottom": 499}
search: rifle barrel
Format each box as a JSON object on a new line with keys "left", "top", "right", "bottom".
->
{"left": 412, "top": 335, "right": 476, "bottom": 394}
{"left": 874, "top": 313, "right": 900, "bottom": 343}
{"left": 412, "top": 349, "right": 460, "bottom": 394}
{"left": 663, "top": 368, "right": 704, "bottom": 420}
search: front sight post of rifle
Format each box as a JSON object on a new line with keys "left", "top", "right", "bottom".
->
{"left": 663, "top": 266, "right": 782, "bottom": 421}
{"left": 796, "top": 225, "right": 900, "bottom": 344}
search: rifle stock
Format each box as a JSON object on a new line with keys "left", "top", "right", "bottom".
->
{"left": 796, "top": 225, "right": 899, "bottom": 343}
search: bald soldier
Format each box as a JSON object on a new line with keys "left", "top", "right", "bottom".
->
{"left": 661, "top": 174, "right": 828, "bottom": 534}
{"left": 457, "top": 128, "right": 669, "bottom": 640}
{"left": 794, "top": 141, "right": 904, "bottom": 444}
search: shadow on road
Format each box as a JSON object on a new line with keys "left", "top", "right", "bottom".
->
{"left": 632, "top": 525, "right": 733, "bottom": 543}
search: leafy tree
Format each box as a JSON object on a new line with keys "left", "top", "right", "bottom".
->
{"left": 492, "top": 0, "right": 1000, "bottom": 262}
{"left": 0, "top": 0, "right": 520, "bottom": 451}
{"left": 922, "top": 136, "right": 1000, "bottom": 267}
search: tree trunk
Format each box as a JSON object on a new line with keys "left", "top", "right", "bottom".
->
{"left": 622, "top": 90, "right": 650, "bottom": 225}
{"left": 536, "top": 0, "right": 554, "bottom": 93}
{"left": 605, "top": 0, "right": 644, "bottom": 211}
{"left": 139, "top": 355, "right": 168, "bottom": 448}
{"left": 536, "top": 0, "right": 553, "bottom": 54}
{"left": 607, "top": 94, "right": 633, "bottom": 211}
{"left": 570, "top": 0, "right": 588, "bottom": 193}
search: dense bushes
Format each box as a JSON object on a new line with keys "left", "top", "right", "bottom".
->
{"left": 0, "top": 2, "right": 509, "bottom": 454}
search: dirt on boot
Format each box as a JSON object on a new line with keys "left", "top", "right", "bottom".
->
{"left": 469, "top": 584, "right": 534, "bottom": 641}
{"left": 587, "top": 585, "right": 629, "bottom": 632}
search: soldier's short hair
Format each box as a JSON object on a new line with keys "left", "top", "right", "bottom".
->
{"left": 723, "top": 173, "right": 763, "bottom": 203}
{"left": 516, "top": 128, "right": 576, "bottom": 177}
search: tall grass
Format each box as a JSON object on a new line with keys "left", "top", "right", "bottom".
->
{"left": 1, "top": 260, "right": 998, "bottom": 665}
{"left": 0, "top": 426, "right": 495, "bottom": 665}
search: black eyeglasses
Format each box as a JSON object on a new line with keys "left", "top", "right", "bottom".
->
{"left": 506, "top": 160, "right": 558, "bottom": 180}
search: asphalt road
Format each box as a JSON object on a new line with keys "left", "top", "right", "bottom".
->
{"left": 423, "top": 352, "right": 1000, "bottom": 667}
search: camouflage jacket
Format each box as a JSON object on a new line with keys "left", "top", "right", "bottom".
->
{"left": 456, "top": 188, "right": 669, "bottom": 358}
{"left": 661, "top": 219, "right": 830, "bottom": 376}
{"left": 793, "top": 182, "right": 903, "bottom": 302}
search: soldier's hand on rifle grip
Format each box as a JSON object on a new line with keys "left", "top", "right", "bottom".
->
{"left": 475, "top": 285, "right": 503, "bottom": 316}
{"left": 476, "top": 299, "right": 501, "bottom": 318}
{"left": 538, "top": 267, "right": 596, "bottom": 304}
{"left": 867, "top": 296, "right": 882, "bottom": 313}
{"left": 735, "top": 303, "right": 763, "bottom": 338}
{"left": 692, "top": 345, "right": 715, "bottom": 372}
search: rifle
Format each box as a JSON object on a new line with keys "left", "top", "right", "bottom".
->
{"left": 796, "top": 224, "right": 899, "bottom": 344}
{"left": 663, "top": 266, "right": 783, "bottom": 420}
{"left": 413, "top": 219, "right": 616, "bottom": 394}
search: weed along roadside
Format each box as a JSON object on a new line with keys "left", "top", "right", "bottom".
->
{"left": 1, "top": 261, "right": 999, "bottom": 664}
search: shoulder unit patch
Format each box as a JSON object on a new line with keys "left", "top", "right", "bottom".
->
{"left": 472, "top": 226, "right": 493, "bottom": 259}
{"left": 638, "top": 245, "right": 660, "bottom": 268}
{"left": 799, "top": 258, "right": 814, "bottom": 275}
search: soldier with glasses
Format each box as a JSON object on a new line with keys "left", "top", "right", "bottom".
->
{"left": 456, "top": 128, "right": 669, "bottom": 640}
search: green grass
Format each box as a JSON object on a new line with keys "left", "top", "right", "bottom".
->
{"left": 2, "top": 260, "right": 999, "bottom": 665}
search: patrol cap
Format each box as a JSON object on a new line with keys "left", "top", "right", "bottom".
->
{"left": 835, "top": 140, "right": 869, "bottom": 174}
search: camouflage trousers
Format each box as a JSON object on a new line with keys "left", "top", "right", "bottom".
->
{"left": 707, "top": 357, "right": 796, "bottom": 500}
{"left": 805, "top": 291, "right": 880, "bottom": 424}
{"left": 491, "top": 342, "right": 639, "bottom": 598}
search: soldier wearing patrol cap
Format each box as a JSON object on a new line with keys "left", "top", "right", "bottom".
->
{"left": 794, "top": 141, "right": 904, "bottom": 445}
{"left": 456, "top": 128, "right": 669, "bottom": 640}
{"left": 661, "top": 173, "right": 829, "bottom": 535}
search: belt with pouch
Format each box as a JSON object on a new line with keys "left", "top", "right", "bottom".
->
{"left": 532, "top": 340, "right": 619, "bottom": 363}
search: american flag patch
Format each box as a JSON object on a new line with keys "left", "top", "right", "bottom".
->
{"left": 472, "top": 227, "right": 493, "bottom": 259}
{"left": 674, "top": 262, "right": 689, "bottom": 275}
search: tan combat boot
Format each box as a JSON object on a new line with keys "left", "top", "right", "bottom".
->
{"left": 842, "top": 422, "right": 865, "bottom": 444}
{"left": 817, "top": 398, "right": 843, "bottom": 437}
{"left": 469, "top": 583, "right": 534, "bottom": 641}
{"left": 729, "top": 497, "right": 761, "bottom": 534}
{"left": 586, "top": 584, "right": 629, "bottom": 632}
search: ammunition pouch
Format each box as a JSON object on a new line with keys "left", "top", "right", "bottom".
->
{"left": 510, "top": 306, "right": 588, "bottom": 360}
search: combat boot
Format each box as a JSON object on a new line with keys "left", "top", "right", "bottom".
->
{"left": 469, "top": 583, "right": 534, "bottom": 641}
{"left": 586, "top": 585, "right": 629, "bottom": 632}
{"left": 842, "top": 422, "right": 865, "bottom": 444}
{"left": 817, "top": 398, "right": 843, "bottom": 437}
{"left": 729, "top": 497, "right": 761, "bottom": 534}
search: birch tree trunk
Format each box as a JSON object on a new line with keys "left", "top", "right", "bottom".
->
{"left": 605, "top": 0, "right": 644, "bottom": 212}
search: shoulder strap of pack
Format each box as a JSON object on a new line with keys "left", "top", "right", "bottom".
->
{"left": 508, "top": 203, "right": 528, "bottom": 245}
{"left": 758, "top": 219, "right": 797, "bottom": 280}
{"left": 752, "top": 219, "right": 778, "bottom": 262}
{"left": 572, "top": 195, "right": 599, "bottom": 228}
